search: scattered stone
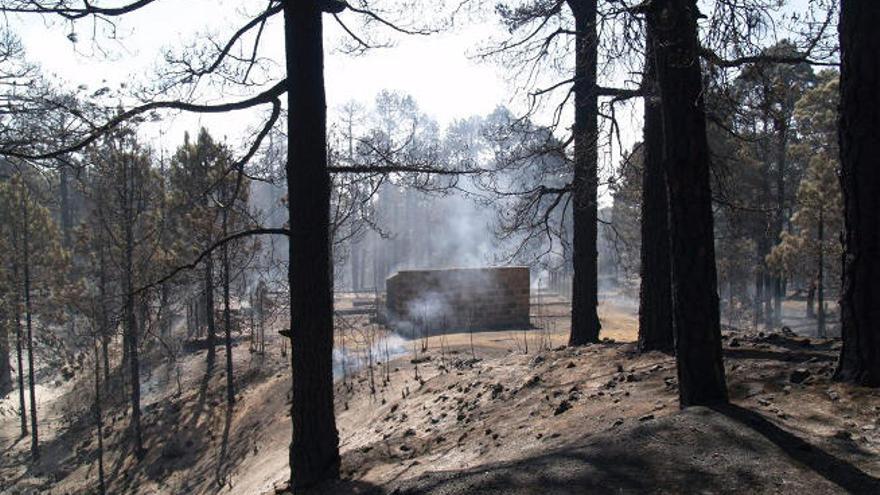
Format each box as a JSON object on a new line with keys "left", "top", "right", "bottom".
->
{"left": 789, "top": 368, "right": 811, "bottom": 384}
{"left": 729, "top": 338, "right": 741, "bottom": 347}
{"left": 566, "top": 361, "right": 576, "bottom": 369}
{"left": 489, "top": 383, "right": 504, "bottom": 399}
{"left": 827, "top": 390, "right": 840, "bottom": 402}
{"left": 554, "top": 400, "right": 572, "bottom": 416}
{"left": 833, "top": 429, "right": 851, "bottom": 440}
{"left": 639, "top": 414, "right": 655, "bottom": 422}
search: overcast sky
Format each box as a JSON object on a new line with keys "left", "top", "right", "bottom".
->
{"left": 10, "top": 2, "right": 539, "bottom": 150}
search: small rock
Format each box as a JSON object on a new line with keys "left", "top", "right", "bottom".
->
{"left": 790, "top": 368, "right": 811, "bottom": 384}
{"left": 639, "top": 414, "right": 655, "bottom": 422}
{"left": 554, "top": 400, "right": 572, "bottom": 415}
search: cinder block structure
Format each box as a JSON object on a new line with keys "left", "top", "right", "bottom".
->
{"left": 385, "top": 267, "right": 530, "bottom": 335}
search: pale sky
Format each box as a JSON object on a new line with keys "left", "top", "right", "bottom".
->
{"left": 10, "top": 2, "right": 525, "bottom": 150}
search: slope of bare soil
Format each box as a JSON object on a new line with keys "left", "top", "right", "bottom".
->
{"left": 2, "top": 297, "right": 879, "bottom": 494}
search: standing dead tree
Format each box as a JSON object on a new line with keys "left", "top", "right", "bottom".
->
{"left": 835, "top": 0, "right": 880, "bottom": 386}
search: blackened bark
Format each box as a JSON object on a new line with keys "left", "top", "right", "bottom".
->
{"left": 93, "top": 342, "right": 106, "bottom": 495}
{"left": 222, "top": 207, "right": 234, "bottom": 406}
{"left": 568, "top": 0, "right": 601, "bottom": 346}
{"left": 772, "top": 116, "right": 789, "bottom": 327}
{"left": 817, "top": 210, "right": 826, "bottom": 338}
{"left": 0, "top": 303, "right": 11, "bottom": 396}
{"left": 205, "top": 254, "right": 216, "bottom": 362}
{"left": 836, "top": 0, "right": 880, "bottom": 386}
{"left": 59, "top": 164, "right": 73, "bottom": 249}
{"left": 124, "top": 161, "right": 143, "bottom": 458}
{"left": 647, "top": 0, "right": 728, "bottom": 407}
{"left": 638, "top": 31, "right": 674, "bottom": 353}
{"left": 284, "top": 2, "right": 340, "bottom": 489}
{"left": 13, "top": 262, "right": 27, "bottom": 438}
{"left": 806, "top": 279, "right": 816, "bottom": 319}
{"left": 754, "top": 263, "right": 764, "bottom": 328}
{"left": 22, "top": 194, "right": 38, "bottom": 460}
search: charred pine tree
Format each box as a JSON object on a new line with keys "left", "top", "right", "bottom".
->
{"left": 93, "top": 341, "right": 106, "bottom": 495}
{"left": 0, "top": 297, "right": 11, "bottom": 396}
{"left": 637, "top": 31, "right": 674, "bottom": 353}
{"left": 284, "top": 1, "right": 340, "bottom": 488}
{"left": 21, "top": 188, "right": 39, "bottom": 460}
{"left": 646, "top": 0, "right": 728, "bottom": 406}
{"left": 835, "top": 0, "right": 880, "bottom": 386}
{"left": 222, "top": 190, "right": 234, "bottom": 406}
{"left": 12, "top": 254, "right": 27, "bottom": 438}
{"left": 568, "top": 0, "right": 602, "bottom": 346}
{"left": 122, "top": 150, "right": 144, "bottom": 459}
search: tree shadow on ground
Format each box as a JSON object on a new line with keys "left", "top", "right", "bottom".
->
{"left": 384, "top": 406, "right": 878, "bottom": 494}
{"left": 724, "top": 348, "right": 836, "bottom": 363}
{"left": 712, "top": 403, "right": 880, "bottom": 493}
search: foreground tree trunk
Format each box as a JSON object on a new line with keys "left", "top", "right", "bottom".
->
{"left": 284, "top": 2, "right": 340, "bottom": 489}
{"left": 647, "top": 0, "right": 728, "bottom": 407}
{"left": 638, "top": 31, "right": 674, "bottom": 353}
{"left": 567, "top": 0, "right": 602, "bottom": 346}
{"left": 836, "top": 0, "right": 880, "bottom": 386}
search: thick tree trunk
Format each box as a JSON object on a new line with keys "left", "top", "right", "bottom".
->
{"left": 637, "top": 31, "right": 674, "bottom": 353}
{"left": 568, "top": 0, "right": 601, "bottom": 346}
{"left": 836, "top": 0, "right": 880, "bottom": 386}
{"left": 647, "top": 0, "right": 728, "bottom": 407}
{"left": 284, "top": 2, "right": 340, "bottom": 489}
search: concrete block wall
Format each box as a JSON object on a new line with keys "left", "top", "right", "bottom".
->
{"left": 385, "top": 266, "right": 530, "bottom": 334}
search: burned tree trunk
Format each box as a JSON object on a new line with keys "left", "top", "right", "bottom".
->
{"left": 638, "top": 31, "right": 674, "bottom": 353}
{"left": 647, "top": 0, "right": 728, "bottom": 407}
{"left": 13, "top": 260, "right": 27, "bottom": 438}
{"left": 568, "top": 0, "right": 602, "bottom": 346}
{"left": 0, "top": 302, "right": 11, "bottom": 396}
{"left": 93, "top": 342, "right": 106, "bottom": 495}
{"left": 222, "top": 206, "right": 234, "bottom": 406}
{"left": 817, "top": 209, "right": 826, "bottom": 338}
{"left": 22, "top": 193, "right": 39, "bottom": 460}
{"left": 835, "top": 0, "right": 880, "bottom": 386}
{"left": 123, "top": 160, "right": 144, "bottom": 459}
{"left": 284, "top": 1, "right": 340, "bottom": 489}
{"left": 205, "top": 254, "right": 217, "bottom": 363}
